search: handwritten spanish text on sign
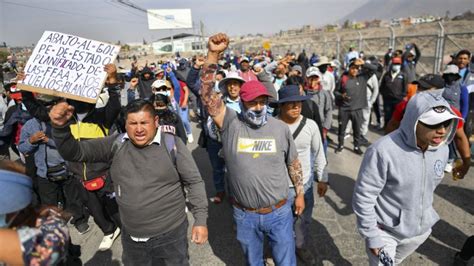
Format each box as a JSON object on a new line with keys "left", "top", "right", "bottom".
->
{"left": 18, "top": 31, "right": 120, "bottom": 103}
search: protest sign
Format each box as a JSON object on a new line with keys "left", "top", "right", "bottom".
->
{"left": 18, "top": 31, "right": 120, "bottom": 103}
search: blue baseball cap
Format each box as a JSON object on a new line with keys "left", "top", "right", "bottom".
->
{"left": 0, "top": 170, "right": 33, "bottom": 214}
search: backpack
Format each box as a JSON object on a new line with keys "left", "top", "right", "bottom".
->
{"left": 111, "top": 132, "right": 177, "bottom": 166}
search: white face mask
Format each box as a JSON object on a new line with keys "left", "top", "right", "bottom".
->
{"left": 156, "top": 91, "right": 171, "bottom": 97}
{"left": 392, "top": 65, "right": 401, "bottom": 72}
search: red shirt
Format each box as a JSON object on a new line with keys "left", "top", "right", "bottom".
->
{"left": 392, "top": 101, "right": 463, "bottom": 129}
{"left": 178, "top": 81, "right": 187, "bottom": 107}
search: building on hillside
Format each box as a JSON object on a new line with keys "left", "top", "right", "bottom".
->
{"left": 152, "top": 33, "right": 205, "bottom": 55}
{"left": 352, "top": 22, "right": 366, "bottom": 29}
{"left": 367, "top": 19, "right": 382, "bottom": 28}
{"left": 325, "top": 24, "right": 340, "bottom": 32}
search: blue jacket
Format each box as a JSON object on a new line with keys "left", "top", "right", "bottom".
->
{"left": 18, "top": 118, "right": 66, "bottom": 178}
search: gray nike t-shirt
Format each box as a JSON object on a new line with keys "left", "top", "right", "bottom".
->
{"left": 220, "top": 107, "right": 298, "bottom": 209}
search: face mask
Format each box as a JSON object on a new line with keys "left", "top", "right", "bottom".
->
{"left": 69, "top": 100, "right": 92, "bottom": 114}
{"left": 240, "top": 103, "right": 268, "bottom": 128}
{"left": 444, "top": 75, "right": 459, "bottom": 85}
{"left": 391, "top": 65, "right": 401, "bottom": 72}
{"left": 319, "top": 65, "right": 328, "bottom": 73}
{"left": 306, "top": 89, "right": 317, "bottom": 95}
{"left": 156, "top": 91, "right": 171, "bottom": 97}
{"left": 155, "top": 108, "right": 170, "bottom": 117}
{"left": 214, "top": 81, "right": 220, "bottom": 92}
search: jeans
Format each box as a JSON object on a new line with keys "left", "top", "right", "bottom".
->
{"left": 206, "top": 137, "right": 226, "bottom": 193}
{"left": 179, "top": 106, "right": 192, "bottom": 135}
{"left": 233, "top": 200, "right": 296, "bottom": 266}
{"left": 122, "top": 219, "right": 189, "bottom": 266}
{"left": 288, "top": 180, "right": 315, "bottom": 249}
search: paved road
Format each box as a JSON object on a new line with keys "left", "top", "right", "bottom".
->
{"left": 72, "top": 121, "right": 474, "bottom": 266}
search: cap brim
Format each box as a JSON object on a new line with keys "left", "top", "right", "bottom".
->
{"left": 241, "top": 91, "right": 271, "bottom": 102}
{"left": 270, "top": 95, "right": 312, "bottom": 107}
{"left": 412, "top": 79, "right": 431, "bottom": 89}
{"left": 419, "top": 109, "right": 460, "bottom": 125}
{"left": 315, "top": 61, "right": 331, "bottom": 67}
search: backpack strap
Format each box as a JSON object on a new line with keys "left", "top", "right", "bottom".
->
{"left": 292, "top": 117, "right": 307, "bottom": 140}
{"left": 163, "top": 132, "right": 177, "bottom": 167}
{"left": 111, "top": 133, "right": 126, "bottom": 158}
{"left": 111, "top": 132, "right": 177, "bottom": 167}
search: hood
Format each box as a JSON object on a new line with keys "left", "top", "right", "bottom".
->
{"left": 399, "top": 90, "right": 459, "bottom": 150}
{"left": 141, "top": 67, "right": 154, "bottom": 80}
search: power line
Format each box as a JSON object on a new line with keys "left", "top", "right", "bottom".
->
{"left": 104, "top": 0, "right": 144, "bottom": 19}
{"left": 3, "top": 1, "right": 145, "bottom": 25}
{"left": 113, "top": 0, "right": 192, "bottom": 28}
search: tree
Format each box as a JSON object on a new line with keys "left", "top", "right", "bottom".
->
{"left": 343, "top": 19, "right": 351, "bottom": 29}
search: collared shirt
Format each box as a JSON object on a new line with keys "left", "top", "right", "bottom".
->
{"left": 122, "top": 127, "right": 162, "bottom": 145}
{"left": 225, "top": 97, "right": 241, "bottom": 113}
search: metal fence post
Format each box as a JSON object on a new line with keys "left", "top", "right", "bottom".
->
{"left": 389, "top": 27, "right": 396, "bottom": 48}
{"left": 336, "top": 34, "right": 341, "bottom": 62}
{"left": 435, "top": 21, "right": 445, "bottom": 74}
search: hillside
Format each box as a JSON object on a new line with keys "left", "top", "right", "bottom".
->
{"left": 341, "top": 0, "right": 473, "bottom": 22}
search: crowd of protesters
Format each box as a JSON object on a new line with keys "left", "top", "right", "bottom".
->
{"left": 0, "top": 31, "right": 473, "bottom": 266}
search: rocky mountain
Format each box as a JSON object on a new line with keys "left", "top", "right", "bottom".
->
{"left": 341, "top": 0, "right": 473, "bottom": 22}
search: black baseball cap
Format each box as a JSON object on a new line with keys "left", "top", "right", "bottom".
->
{"left": 412, "top": 74, "right": 445, "bottom": 90}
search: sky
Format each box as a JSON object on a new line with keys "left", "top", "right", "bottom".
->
{"left": 0, "top": 0, "right": 369, "bottom": 46}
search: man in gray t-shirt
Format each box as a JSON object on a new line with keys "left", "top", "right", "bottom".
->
{"left": 199, "top": 33, "right": 305, "bottom": 266}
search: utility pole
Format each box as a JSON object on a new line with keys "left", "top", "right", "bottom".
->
{"left": 200, "top": 20, "right": 205, "bottom": 52}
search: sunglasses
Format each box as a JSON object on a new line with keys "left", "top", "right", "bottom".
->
{"left": 419, "top": 120, "right": 452, "bottom": 129}
{"left": 154, "top": 87, "right": 170, "bottom": 92}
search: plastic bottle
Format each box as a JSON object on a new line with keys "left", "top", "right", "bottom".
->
{"left": 452, "top": 159, "right": 464, "bottom": 181}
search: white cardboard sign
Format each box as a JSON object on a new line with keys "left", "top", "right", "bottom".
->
{"left": 18, "top": 31, "right": 120, "bottom": 103}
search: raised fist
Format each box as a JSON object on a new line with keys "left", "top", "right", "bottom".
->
{"left": 49, "top": 102, "right": 75, "bottom": 127}
{"left": 208, "top": 33, "right": 229, "bottom": 54}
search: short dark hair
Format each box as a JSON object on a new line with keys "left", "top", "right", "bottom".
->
{"left": 456, "top": 49, "right": 471, "bottom": 59}
{"left": 124, "top": 99, "right": 156, "bottom": 119}
{"left": 216, "top": 70, "right": 226, "bottom": 78}
{"left": 285, "top": 75, "right": 305, "bottom": 87}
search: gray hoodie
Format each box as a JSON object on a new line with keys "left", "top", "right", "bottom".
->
{"left": 352, "top": 91, "right": 459, "bottom": 249}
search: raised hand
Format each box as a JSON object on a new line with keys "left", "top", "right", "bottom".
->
{"left": 104, "top": 64, "right": 118, "bottom": 84}
{"left": 208, "top": 33, "right": 229, "bottom": 54}
{"left": 49, "top": 102, "right": 75, "bottom": 127}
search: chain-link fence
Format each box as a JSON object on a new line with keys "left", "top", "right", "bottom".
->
{"left": 232, "top": 21, "right": 474, "bottom": 75}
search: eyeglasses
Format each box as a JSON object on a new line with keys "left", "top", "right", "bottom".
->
{"left": 419, "top": 120, "right": 452, "bottom": 129}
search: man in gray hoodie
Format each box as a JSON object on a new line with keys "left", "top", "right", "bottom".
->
{"left": 352, "top": 90, "right": 461, "bottom": 265}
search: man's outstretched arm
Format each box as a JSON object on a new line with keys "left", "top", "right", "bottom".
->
{"left": 199, "top": 33, "right": 229, "bottom": 128}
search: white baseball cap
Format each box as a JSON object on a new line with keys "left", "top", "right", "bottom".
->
{"left": 306, "top": 66, "right": 322, "bottom": 78}
{"left": 151, "top": 79, "right": 170, "bottom": 89}
{"left": 419, "top": 106, "right": 459, "bottom": 126}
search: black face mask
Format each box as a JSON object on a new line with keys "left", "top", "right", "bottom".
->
{"left": 444, "top": 74, "right": 459, "bottom": 85}
{"left": 69, "top": 100, "right": 93, "bottom": 114}
{"left": 319, "top": 65, "right": 328, "bottom": 73}
{"left": 155, "top": 108, "right": 170, "bottom": 118}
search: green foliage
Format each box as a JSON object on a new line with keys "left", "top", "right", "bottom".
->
{"left": 0, "top": 50, "right": 9, "bottom": 63}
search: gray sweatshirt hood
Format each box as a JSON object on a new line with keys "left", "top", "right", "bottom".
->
{"left": 399, "top": 90, "right": 458, "bottom": 150}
